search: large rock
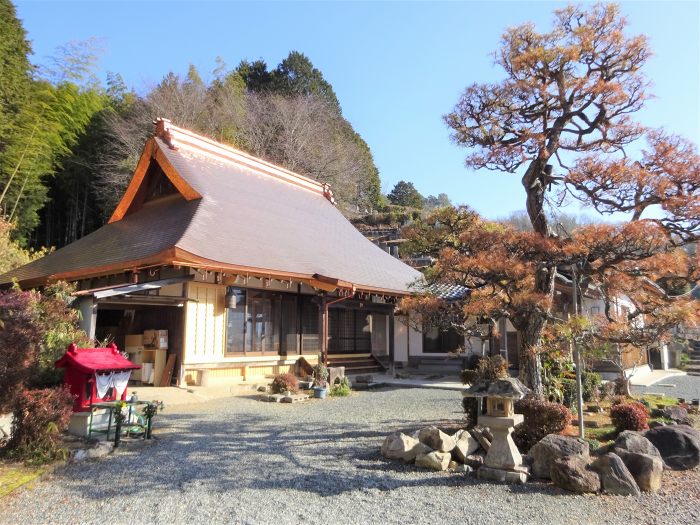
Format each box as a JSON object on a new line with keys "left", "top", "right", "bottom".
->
{"left": 593, "top": 453, "right": 641, "bottom": 496}
{"left": 612, "top": 430, "right": 664, "bottom": 491}
{"left": 452, "top": 429, "right": 480, "bottom": 462}
{"left": 550, "top": 455, "right": 601, "bottom": 494}
{"left": 644, "top": 425, "right": 700, "bottom": 470}
{"left": 528, "top": 435, "right": 589, "bottom": 480}
{"left": 661, "top": 406, "right": 690, "bottom": 424}
{"left": 613, "top": 431, "right": 662, "bottom": 460}
{"left": 415, "top": 450, "right": 451, "bottom": 471}
{"left": 417, "top": 426, "right": 456, "bottom": 453}
{"left": 615, "top": 450, "right": 663, "bottom": 492}
{"left": 381, "top": 432, "right": 421, "bottom": 462}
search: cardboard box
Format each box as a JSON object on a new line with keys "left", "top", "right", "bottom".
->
{"left": 125, "top": 334, "right": 143, "bottom": 347}
{"left": 143, "top": 329, "right": 168, "bottom": 349}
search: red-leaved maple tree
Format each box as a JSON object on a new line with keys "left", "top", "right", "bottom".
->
{"left": 402, "top": 3, "right": 699, "bottom": 396}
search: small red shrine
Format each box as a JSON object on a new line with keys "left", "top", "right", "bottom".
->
{"left": 56, "top": 343, "right": 140, "bottom": 412}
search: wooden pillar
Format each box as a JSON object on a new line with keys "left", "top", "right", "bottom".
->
{"left": 388, "top": 307, "right": 395, "bottom": 365}
{"left": 319, "top": 295, "right": 328, "bottom": 365}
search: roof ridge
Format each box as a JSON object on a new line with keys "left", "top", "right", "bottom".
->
{"left": 154, "top": 118, "right": 336, "bottom": 204}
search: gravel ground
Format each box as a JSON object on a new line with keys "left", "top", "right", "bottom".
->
{"left": 632, "top": 374, "right": 700, "bottom": 402}
{"left": 1, "top": 387, "right": 698, "bottom": 525}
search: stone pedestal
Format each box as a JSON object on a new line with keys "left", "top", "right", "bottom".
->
{"left": 476, "top": 413, "right": 528, "bottom": 483}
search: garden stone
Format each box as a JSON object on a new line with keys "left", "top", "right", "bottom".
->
{"left": 415, "top": 450, "right": 451, "bottom": 471}
{"left": 661, "top": 406, "right": 692, "bottom": 425}
{"left": 528, "top": 434, "right": 589, "bottom": 479}
{"left": 613, "top": 431, "right": 663, "bottom": 460}
{"left": 550, "top": 455, "right": 601, "bottom": 494}
{"left": 593, "top": 453, "right": 641, "bottom": 496}
{"left": 463, "top": 451, "right": 486, "bottom": 469}
{"left": 70, "top": 449, "right": 89, "bottom": 463}
{"left": 86, "top": 441, "right": 114, "bottom": 460}
{"left": 381, "top": 432, "right": 421, "bottom": 462}
{"left": 417, "top": 426, "right": 456, "bottom": 452}
{"left": 453, "top": 463, "right": 473, "bottom": 474}
{"left": 452, "top": 429, "right": 480, "bottom": 462}
{"left": 644, "top": 425, "right": 700, "bottom": 470}
{"left": 614, "top": 450, "right": 663, "bottom": 492}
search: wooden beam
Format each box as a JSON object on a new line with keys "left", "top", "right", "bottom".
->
{"left": 108, "top": 139, "right": 201, "bottom": 224}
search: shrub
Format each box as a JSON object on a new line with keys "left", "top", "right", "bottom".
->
{"left": 5, "top": 387, "right": 74, "bottom": 465}
{"left": 0, "top": 283, "right": 89, "bottom": 410}
{"left": 330, "top": 377, "right": 352, "bottom": 397}
{"left": 0, "top": 290, "right": 42, "bottom": 411}
{"left": 476, "top": 355, "right": 508, "bottom": 381}
{"left": 582, "top": 371, "right": 602, "bottom": 402}
{"left": 270, "top": 373, "right": 299, "bottom": 394}
{"left": 513, "top": 397, "right": 573, "bottom": 452}
{"left": 313, "top": 363, "right": 329, "bottom": 388}
{"left": 610, "top": 402, "right": 649, "bottom": 432}
{"left": 461, "top": 396, "right": 479, "bottom": 428}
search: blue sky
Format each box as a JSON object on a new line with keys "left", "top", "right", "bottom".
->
{"left": 14, "top": 1, "right": 700, "bottom": 219}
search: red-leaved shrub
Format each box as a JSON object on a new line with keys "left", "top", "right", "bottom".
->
{"left": 0, "top": 290, "right": 42, "bottom": 410}
{"left": 270, "top": 373, "right": 299, "bottom": 394}
{"left": 513, "top": 397, "right": 573, "bottom": 452}
{"left": 610, "top": 401, "right": 649, "bottom": 432}
{"left": 6, "top": 387, "right": 74, "bottom": 464}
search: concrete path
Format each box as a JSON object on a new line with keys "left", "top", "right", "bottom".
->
{"left": 629, "top": 368, "right": 686, "bottom": 387}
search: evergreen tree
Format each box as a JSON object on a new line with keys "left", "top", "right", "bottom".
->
{"left": 388, "top": 181, "right": 424, "bottom": 208}
{"left": 271, "top": 51, "right": 341, "bottom": 112}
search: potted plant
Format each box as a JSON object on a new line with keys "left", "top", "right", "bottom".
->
{"left": 312, "top": 363, "right": 329, "bottom": 399}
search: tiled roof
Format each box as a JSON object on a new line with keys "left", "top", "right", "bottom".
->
{"left": 424, "top": 282, "right": 470, "bottom": 301}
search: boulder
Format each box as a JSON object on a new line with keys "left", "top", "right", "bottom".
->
{"left": 613, "top": 431, "right": 662, "bottom": 460}
{"left": 593, "top": 453, "right": 641, "bottom": 496}
{"left": 417, "top": 426, "right": 456, "bottom": 453}
{"left": 452, "top": 429, "right": 480, "bottom": 462}
{"left": 415, "top": 450, "right": 451, "bottom": 471}
{"left": 528, "top": 434, "right": 590, "bottom": 480}
{"left": 86, "top": 441, "right": 114, "bottom": 460}
{"left": 463, "top": 451, "right": 486, "bottom": 469}
{"left": 453, "top": 463, "right": 473, "bottom": 474}
{"left": 469, "top": 427, "right": 491, "bottom": 452}
{"left": 661, "top": 406, "right": 692, "bottom": 425}
{"left": 550, "top": 455, "right": 601, "bottom": 494}
{"left": 644, "top": 425, "right": 700, "bottom": 470}
{"left": 615, "top": 450, "right": 663, "bottom": 492}
{"left": 381, "top": 432, "right": 421, "bottom": 462}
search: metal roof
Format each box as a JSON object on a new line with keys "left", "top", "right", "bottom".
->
{"left": 1, "top": 122, "right": 423, "bottom": 295}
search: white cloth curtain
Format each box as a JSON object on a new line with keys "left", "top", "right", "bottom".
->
{"left": 112, "top": 371, "right": 132, "bottom": 397}
{"left": 94, "top": 370, "right": 133, "bottom": 398}
{"left": 95, "top": 373, "right": 113, "bottom": 398}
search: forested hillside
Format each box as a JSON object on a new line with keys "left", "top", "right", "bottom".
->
{"left": 0, "top": 1, "right": 381, "bottom": 251}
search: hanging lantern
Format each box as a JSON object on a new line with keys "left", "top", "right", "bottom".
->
{"left": 225, "top": 287, "right": 239, "bottom": 308}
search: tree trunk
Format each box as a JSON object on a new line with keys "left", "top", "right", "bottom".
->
{"left": 516, "top": 158, "right": 557, "bottom": 398}
{"left": 518, "top": 315, "right": 545, "bottom": 397}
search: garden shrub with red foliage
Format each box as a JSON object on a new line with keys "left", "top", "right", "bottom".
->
{"left": 6, "top": 387, "right": 74, "bottom": 464}
{"left": 0, "top": 290, "right": 42, "bottom": 411}
{"left": 512, "top": 397, "right": 573, "bottom": 452}
{"left": 610, "top": 401, "right": 649, "bottom": 432}
{"left": 270, "top": 373, "right": 300, "bottom": 394}
{"left": 0, "top": 284, "right": 89, "bottom": 411}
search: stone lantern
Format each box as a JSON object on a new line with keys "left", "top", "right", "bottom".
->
{"left": 463, "top": 376, "right": 530, "bottom": 483}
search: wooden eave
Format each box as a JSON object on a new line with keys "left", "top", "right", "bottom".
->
{"left": 23, "top": 246, "right": 412, "bottom": 298}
